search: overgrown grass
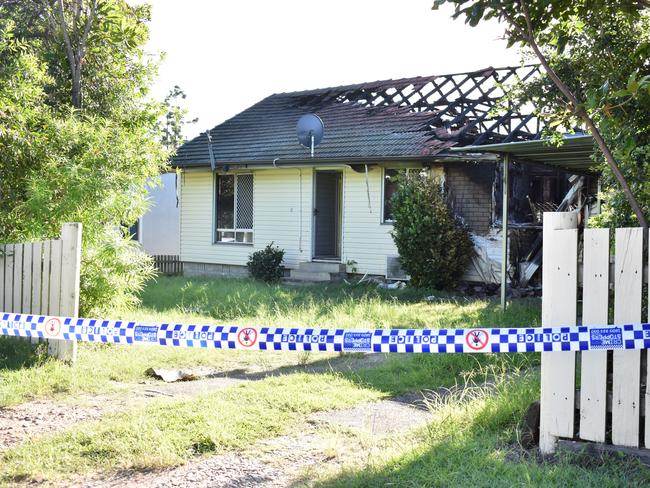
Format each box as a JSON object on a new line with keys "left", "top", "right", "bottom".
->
{"left": 2, "top": 277, "right": 643, "bottom": 486}
{"left": 138, "top": 276, "right": 538, "bottom": 330}
{"left": 0, "top": 373, "right": 381, "bottom": 483}
{"left": 0, "top": 277, "right": 541, "bottom": 406}
{"left": 317, "top": 371, "right": 650, "bottom": 487}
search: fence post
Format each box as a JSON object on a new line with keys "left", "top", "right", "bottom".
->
{"left": 48, "top": 223, "right": 82, "bottom": 362}
{"left": 539, "top": 212, "right": 578, "bottom": 455}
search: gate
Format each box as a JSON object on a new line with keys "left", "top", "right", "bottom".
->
{"left": 0, "top": 223, "right": 81, "bottom": 361}
{"left": 540, "top": 212, "right": 648, "bottom": 454}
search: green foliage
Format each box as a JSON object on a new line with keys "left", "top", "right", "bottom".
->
{"left": 390, "top": 172, "right": 474, "bottom": 289}
{"left": 159, "top": 85, "right": 198, "bottom": 150}
{"left": 247, "top": 243, "right": 285, "bottom": 283}
{"left": 0, "top": 2, "right": 168, "bottom": 314}
{"left": 432, "top": 1, "right": 650, "bottom": 228}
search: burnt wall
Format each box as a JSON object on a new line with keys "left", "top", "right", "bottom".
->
{"left": 445, "top": 162, "right": 495, "bottom": 234}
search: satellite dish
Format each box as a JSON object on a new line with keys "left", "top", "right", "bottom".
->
{"left": 296, "top": 114, "right": 324, "bottom": 157}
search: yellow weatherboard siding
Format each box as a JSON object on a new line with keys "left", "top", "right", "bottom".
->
{"left": 341, "top": 167, "right": 397, "bottom": 275}
{"left": 180, "top": 165, "right": 437, "bottom": 275}
{"left": 180, "top": 168, "right": 312, "bottom": 268}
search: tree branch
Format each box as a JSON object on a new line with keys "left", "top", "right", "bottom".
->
{"left": 72, "top": 0, "right": 81, "bottom": 37}
{"left": 78, "top": 0, "right": 97, "bottom": 62}
{"left": 519, "top": 0, "right": 648, "bottom": 228}
{"left": 56, "top": 0, "right": 83, "bottom": 108}
{"left": 40, "top": 0, "right": 59, "bottom": 35}
{"left": 49, "top": 0, "right": 97, "bottom": 109}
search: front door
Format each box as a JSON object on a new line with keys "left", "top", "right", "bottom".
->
{"left": 313, "top": 171, "right": 341, "bottom": 259}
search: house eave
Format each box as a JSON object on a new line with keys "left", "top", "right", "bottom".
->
{"left": 171, "top": 153, "right": 498, "bottom": 170}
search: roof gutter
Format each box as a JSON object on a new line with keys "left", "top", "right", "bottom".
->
{"left": 171, "top": 153, "right": 498, "bottom": 170}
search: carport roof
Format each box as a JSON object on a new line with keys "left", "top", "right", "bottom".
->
{"left": 449, "top": 134, "right": 599, "bottom": 173}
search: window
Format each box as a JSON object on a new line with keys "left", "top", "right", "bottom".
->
{"left": 128, "top": 219, "right": 140, "bottom": 242}
{"left": 215, "top": 173, "right": 253, "bottom": 243}
{"left": 382, "top": 169, "right": 399, "bottom": 223}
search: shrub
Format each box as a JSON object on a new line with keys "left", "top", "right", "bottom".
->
{"left": 247, "top": 243, "right": 285, "bottom": 283}
{"left": 391, "top": 171, "right": 474, "bottom": 289}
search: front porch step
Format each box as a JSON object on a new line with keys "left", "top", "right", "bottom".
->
{"left": 288, "top": 270, "right": 334, "bottom": 282}
{"left": 298, "top": 261, "right": 346, "bottom": 273}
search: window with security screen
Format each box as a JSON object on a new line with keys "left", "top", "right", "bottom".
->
{"left": 382, "top": 169, "right": 399, "bottom": 223}
{"left": 215, "top": 173, "right": 254, "bottom": 243}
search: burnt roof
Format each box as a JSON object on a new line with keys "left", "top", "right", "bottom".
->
{"left": 172, "top": 65, "right": 543, "bottom": 168}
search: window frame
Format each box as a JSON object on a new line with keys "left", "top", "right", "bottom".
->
{"left": 214, "top": 172, "right": 254, "bottom": 245}
{"left": 381, "top": 168, "right": 423, "bottom": 224}
{"left": 381, "top": 167, "right": 400, "bottom": 224}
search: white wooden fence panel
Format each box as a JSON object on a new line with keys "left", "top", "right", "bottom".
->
{"left": 13, "top": 244, "right": 23, "bottom": 313}
{"left": 539, "top": 212, "right": 578, "bottom": 454}
{"left": 41, "top": 240, "right": 51, "bottom": 314}
{"left": 48, "top": 239, "right": 62, "bottom": 316}
{"left": 579, "top": 228, "right": 610, "bottom": 443}
{"left": 0, "top": 225, "right": 81, "bottom": 361}
{"left": 50, "top": 224, "right": 81, "bottom": 360}
{"left": 31, "top": 242, "right": 43, "bottom": 315}
{"left": 22, "top": 244, "right": 33, "bottom": 314}
{"left": 4, "top": 244, "right": 14, "bottom": 312}
{"left": 611, "top": 227, "right": 643, "bottom": 447}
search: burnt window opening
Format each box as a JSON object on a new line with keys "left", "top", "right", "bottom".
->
{"left": 494, "top": 163, "right": 577, "bottom": 227}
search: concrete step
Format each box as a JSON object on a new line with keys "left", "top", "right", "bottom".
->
{"left": 289, "top": 270, "right": 333, "bottom": 282}
{"left": 298, "top": 261, "right": 346, "bottom": 273}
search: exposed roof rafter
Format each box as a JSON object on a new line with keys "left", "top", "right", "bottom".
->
{"left": 172, "top": 65, "right": 548, "bottom": 168}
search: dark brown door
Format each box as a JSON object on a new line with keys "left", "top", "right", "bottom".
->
{"left": 314, "top": 172, "right": 341, "bottom": 259}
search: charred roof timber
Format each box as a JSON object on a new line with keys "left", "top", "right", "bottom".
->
{"left": 172, "top": 65, "right": 544, "bottom": 168}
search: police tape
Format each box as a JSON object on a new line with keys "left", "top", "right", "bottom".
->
{"left": 1, "top": 312, "right": 649, "bottom": 354}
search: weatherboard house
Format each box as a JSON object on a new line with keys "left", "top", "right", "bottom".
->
{"left": 171, "top": 66, "right": 597, "bottom": 283}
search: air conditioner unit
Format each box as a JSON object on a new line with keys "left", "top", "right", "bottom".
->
{"left": 386, "top": 255, "right": 409, "bottom": 281}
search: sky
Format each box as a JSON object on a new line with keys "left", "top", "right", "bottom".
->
{"left": 143, "top": 0, "right": 521, "bottom": 139}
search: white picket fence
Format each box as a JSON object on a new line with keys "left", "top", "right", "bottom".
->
{"left": 540, "top": 212, "right": 649, "bottom": 454}
{"left": 0, "top": 223, "right": 81, "bottom": 361}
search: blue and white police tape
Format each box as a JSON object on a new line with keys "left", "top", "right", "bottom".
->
{"left": 1, "top": 312, "right": 649, "bottom": 354}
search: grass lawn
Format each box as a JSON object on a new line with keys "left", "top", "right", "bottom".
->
{"left": 2, "top": 276, "right": 647, "bottom": 485}
{"left": 316, "top": 372, "right": 650, "bottom": 488}
{"left": 0, "top": 277, "right": 541, "bottom": 406}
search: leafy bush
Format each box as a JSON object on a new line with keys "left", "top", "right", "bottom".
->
{"left": 80, "top": 228, "right": 156, "bottom": 313}
{"left": 0, "top": 14, "right": 166, "bottom": 315}
{"left": 391, "top": 172, "right": 474, "bottom": 289}
{"left": 247, "top": 243, "right": 285, "bottom": 283}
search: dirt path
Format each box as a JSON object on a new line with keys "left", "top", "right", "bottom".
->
{"left": 0, "top": 353, "right": 386, "bottom": 452}
{"left": 74, "top": 394, "right": 433, "bottom": 488}
{"left": 1, "top": 352, "right": 438, "bottom": 487}
{"left": 0, "top": 377, "right": 246, "bottom": 451}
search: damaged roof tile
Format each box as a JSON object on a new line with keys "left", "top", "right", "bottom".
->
{"left": 172, "top": 65, "right": 542, "bottom": 167}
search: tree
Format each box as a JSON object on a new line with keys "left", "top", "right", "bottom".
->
{"left": 42, "top": 0, "right": 98, "bottom": 109}
{"left": 391, "top": 173, "right": 474, "bottom": 289}
{"left": 0, "top": 1, "right": 168, "bottom": 314}
{"left": 160, "top": 85, "right": 198, "bottom": 151}
{"left": 433, "top": 0, "right": 650, "bottom": 228}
